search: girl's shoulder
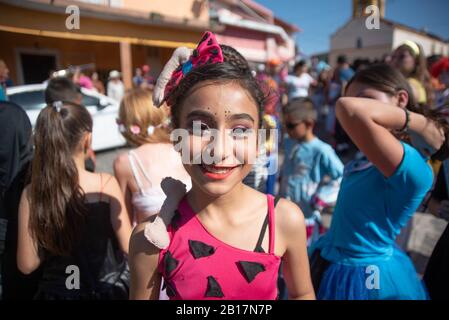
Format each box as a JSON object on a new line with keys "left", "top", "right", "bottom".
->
{"left": 270, "top": 197, "right": 305, "bottom": 256}
{"left": 114, "top": 148, "right": 138, "bottom": 166}
{"left": 132, "top": 143, "right": 178, "bottom": 163}
{"left": 386, "top": 142, "right": 433, "bottom": 191}
{"left": 139, "top": 142, "right": 173, "bottom": 152}
{"left": 274, "top": 198, "right": 305, "bottom": 236}
{"left": 244, "top": 187, "right": 305, "bottom": 238}
{"left": 113, "top": 150, "right": 132, "bottom": 175}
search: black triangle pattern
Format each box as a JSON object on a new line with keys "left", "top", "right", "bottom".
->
{"left": 204, "top": 276, "right": 224, "bottom": 298}
{"left": 188, "top": 240, "right": 215, "bottom": 259}
{"left": 163, "top": 250, "right": 178, "bottom": 278}
{"left": 165, "top": 280, "right": 178, "bottom": 298}
{"left": 237, "top": 261, "right": 266, "bottom": 283}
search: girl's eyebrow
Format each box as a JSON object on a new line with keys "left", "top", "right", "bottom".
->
{"left": 228, "top": 113, "right": 255, "bottom": 123}
{"left": 186, "top": 110, "right": 217, "bottom": 124}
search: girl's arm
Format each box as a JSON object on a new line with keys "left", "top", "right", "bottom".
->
{"left": 129, "top": 222, "right": 162, "bottom": 300}
{"left": 17, "top": 187, "right": 41, "bottom": 274}
{"left": 113, "top": 154, "right": 134, "bottom": 224}
{"left": 336, "top": 97, "right": 444, "bottom": 177}
{"left": 103, "top": 175, "right": 133, "bottom": 255}
{"left": 277, "top": 199, "right": 316, "bottom": 300}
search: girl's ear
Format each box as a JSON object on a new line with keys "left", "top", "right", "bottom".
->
{"left": 84, "top": 132, "right": 92, "bottom": 153}
{"left": 396, "top": 89, "right": 409, "bottom": 109}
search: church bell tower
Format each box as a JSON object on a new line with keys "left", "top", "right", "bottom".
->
{"left": 352, "top": 0, "right": 385, "bottom": 18}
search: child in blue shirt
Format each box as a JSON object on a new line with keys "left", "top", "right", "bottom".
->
{"left": 280, "top": 98, "right": 343, "bottom": 244}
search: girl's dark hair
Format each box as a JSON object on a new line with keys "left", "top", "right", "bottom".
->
{"left": 29, "top": 101, "right": 93, "bottom": 256}
{"left": 168, "top": 45, "right": 266, "bottom": 128}
{"left": 347, "top": 64, "right": 449, "bottom": 161}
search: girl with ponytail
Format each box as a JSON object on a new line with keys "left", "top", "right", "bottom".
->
{"left": 17, "top": 101, "right": 132, "bottom": 299}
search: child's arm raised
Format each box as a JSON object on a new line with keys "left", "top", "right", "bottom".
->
{"left": 336, "top": 97, "right": 444, "bottom": 177}
{"left": 277, "top": 199, "right": 316, "bottom": 300}
{"left": 129, "top": 222, "right": 162, "bottom": 300}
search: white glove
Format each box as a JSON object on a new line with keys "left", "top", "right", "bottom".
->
{"left": 144, "top": 215, "right": 170, "bottom": 249}
{"left": 143, "top": 177, "right": 190, "bottom": 249}
{"left": 152, "top": 47, "right": 193, "bottom": 107}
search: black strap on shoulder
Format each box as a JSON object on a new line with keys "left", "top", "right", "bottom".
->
{"left": 254, "top": 196, "right": 282, "bottom": 253}
{"left": 254, "top": 214, "right": 269, "bottom": 252}
{"left": 274, "top": 196, "right": 281, "bottom": 208}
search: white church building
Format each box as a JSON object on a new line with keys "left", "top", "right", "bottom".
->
{"left": 328, "top": 0, "right": 449, "bottom": 66}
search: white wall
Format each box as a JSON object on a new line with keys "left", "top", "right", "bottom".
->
{"left": 331, "top": 18, "right": 394, "bottom": 51}
{"left": 329, "top": 18, "right": 394, "bottom": 66}
{"left": 329, "top": 17, "right": 449, "bottom": 67}
{"left": 393, "top": 29, "right": 449, "bottom": 56}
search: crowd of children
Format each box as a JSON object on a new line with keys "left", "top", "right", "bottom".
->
{"left": 1, "top": 31, "right": 449, "bottom": 300}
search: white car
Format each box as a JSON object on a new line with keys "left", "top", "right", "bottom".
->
{"left": 7, "top": 84, "right": 126, "bottom": 152}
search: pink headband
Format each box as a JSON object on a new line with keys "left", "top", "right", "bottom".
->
{"left": 163, "top": 31, "right": 224, "bottom": 105}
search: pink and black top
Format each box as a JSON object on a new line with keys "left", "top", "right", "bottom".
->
{"left": 158, "top": 195, "right": 282, "bottom": 300}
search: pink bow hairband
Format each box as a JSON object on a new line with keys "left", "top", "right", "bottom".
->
{"left": 163, "top": 31, "right": 224, "bottom": 106}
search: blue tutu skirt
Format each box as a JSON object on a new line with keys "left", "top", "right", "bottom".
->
{"left": 310, "top": 246, "right": 429, "bottom": 300}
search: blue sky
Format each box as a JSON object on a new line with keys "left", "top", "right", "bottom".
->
{"left": 256, "top": 0, "right": 449, "bottom": 55}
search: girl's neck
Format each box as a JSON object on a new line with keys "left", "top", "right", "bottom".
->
{"left": 73, "top": 152, "right": 86, "bottom": 173}
{"left": 187, "top": 182, "right": 248, "bottom": 223}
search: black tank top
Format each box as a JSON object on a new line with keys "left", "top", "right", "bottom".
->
{"left": 35, "top": 202, "right": 129, "bottom": 300}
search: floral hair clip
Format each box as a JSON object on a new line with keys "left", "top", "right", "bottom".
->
{"left": 130, "top": 125, "right": 141, "bottom": 135}
{"left": 147, "top": 125, "right": 155, "bottom": 136}
{"left": 116, "top": 118, "right": 167, "bottom": 137}
{"left": 147, "top": 120, "right": 170, "bottom": 136}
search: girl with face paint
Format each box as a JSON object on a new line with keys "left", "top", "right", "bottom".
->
{"left": 129, "top": 32, "right": 315, "bottom": 300}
